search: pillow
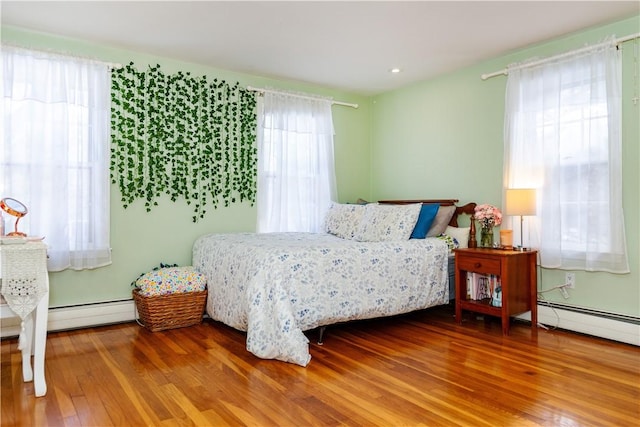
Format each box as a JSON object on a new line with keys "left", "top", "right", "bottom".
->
{"left": 426, "top": 205, "right": 456, "bottom": 237}
{"left": 354, "top": 203, "right": 422, "bottom": 242}
{"left": 410, "top": 203, "right": 440, "bottom": 239}
{"left": 324, "top": 202, "right": 366, "bottom": 239}
{"left": 444, "top": 226, "right": 470, "bottom": 249}
{"left": 437, "top": 233, "right": 458, "bottom": 252}
{"left": 134, "top": 266, "right": 207, "bottom": 297}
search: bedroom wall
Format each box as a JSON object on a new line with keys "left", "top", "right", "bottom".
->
{"left": 3, "top": 16, "right": 638, "bottom": 322}
{"left": 1, "top": 27, "right": 372, "bottom": 308}
{"left": 370, "top": 15, "right": 640, "bottom": 318}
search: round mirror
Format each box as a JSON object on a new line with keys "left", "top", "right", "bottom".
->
{"left": 0, "top": 197, "right": 28, "bottom": 237}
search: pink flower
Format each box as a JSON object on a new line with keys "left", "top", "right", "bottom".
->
{"left": 474, "top": 204, "right": 502, "bottom": 228}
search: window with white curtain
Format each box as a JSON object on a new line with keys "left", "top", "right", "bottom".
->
{"left": 1, "top": 46, "right": 112, "bottom": 271}
{"left": 503, "top": 37, "right": 629, "bottom": 273}
{"left": 256, "top": 91, "right": 337, "bottom": 233}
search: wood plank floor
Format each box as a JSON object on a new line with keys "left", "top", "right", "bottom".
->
{"left": 2, "top": 305, "right": 639, "bottom": 426}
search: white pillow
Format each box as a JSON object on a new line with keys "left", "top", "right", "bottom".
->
{"left": 444, "top": 226, "right": 470, "bottom": 249}
{"left": 324, "top": 202, "right": 366, "bottom": 239}
{"left": 354, "top": 203, "right": 421, "bottom": 242}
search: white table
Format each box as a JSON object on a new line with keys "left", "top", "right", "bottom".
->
{"left": 0, "top": 240, "right": 49, "bottom": 397}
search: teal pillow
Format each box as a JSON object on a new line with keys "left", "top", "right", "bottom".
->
{"left": 410, "top": 203, "right": 440, "bottom": 239}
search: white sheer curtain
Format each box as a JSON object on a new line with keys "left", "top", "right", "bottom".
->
{"left": 256, "top": 91, "right": 337, "bottom": 233}
{"left": 503, "top": 37, "right": 629, "bottom": 273}
{"left": 2, "top": 46, "right": 112, "bottom": 271}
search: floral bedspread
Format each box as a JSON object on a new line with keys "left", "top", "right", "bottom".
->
{"left": 192, "top": 232, "right": 449, "bottom": 366}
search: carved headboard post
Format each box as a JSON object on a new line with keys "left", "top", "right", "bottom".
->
{"left": 469, "top": 218, "right": 477, "bottom": 248}
{"left": 454, "top": 202, "right": 477, "bottom": 248}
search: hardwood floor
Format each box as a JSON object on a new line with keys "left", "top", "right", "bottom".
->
{"left": 2, "top": 305, "right": 639, "bottom": 426}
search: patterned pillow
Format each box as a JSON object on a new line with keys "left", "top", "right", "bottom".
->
{"left": 437, "top": 233, "right": 459, "bottom": 252}
{"left": 354, "top": 203, "right": 422, "bottom": 242}
{"left": 324, "top": 202, "right": 366, "bottom": 239}
{"left": 134, "top": 266, "right": 207, "bottom": 297}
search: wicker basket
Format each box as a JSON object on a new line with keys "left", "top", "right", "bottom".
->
{"left": 133, "top": 288, "right": 207, "bottom": 332}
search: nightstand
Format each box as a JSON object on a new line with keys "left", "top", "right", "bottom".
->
{"left": 454, "top": 248, "right": 537, "bottom": 335}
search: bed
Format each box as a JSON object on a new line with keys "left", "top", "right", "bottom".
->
{"left": 192, "top": 199, "right": 476, "bottom": 366}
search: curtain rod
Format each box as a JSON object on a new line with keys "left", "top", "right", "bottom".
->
{"left": 481, "top": 32, "right": 640, "bottom": 80}
{"left": 1, "top": 43, "right": 123, "bottom": 69}
{"left": 246, "top": 86, "right": 359, "bottom": 109}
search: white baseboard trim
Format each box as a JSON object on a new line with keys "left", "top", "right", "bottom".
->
{"left": 517, "top": 304, "right": 640, "bottom": 346}
{"left": 1, "top": 300, "right": 136, "bottom": 338}
{"left": 2, "top": 300, "right": 638, "bottom": 347}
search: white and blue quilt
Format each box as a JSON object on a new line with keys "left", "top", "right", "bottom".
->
{"left": 192, "top": 232, "right": 449, "bottom": 366}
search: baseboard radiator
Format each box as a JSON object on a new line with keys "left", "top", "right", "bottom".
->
{"left": 1, "top": 300, "right": 638, "bottom": 346}
{"left": 517, "top": 301, "right": 640, "bottom": 346}
{"left": 0, "top": 299, "right": 136, "bottom": 338}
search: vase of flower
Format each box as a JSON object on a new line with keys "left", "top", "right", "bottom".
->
{"left": 474, "top": 204, "right": 503, "bottom": 248}
{"left": 480, "top": 227, "right": 493, "bottom": 248}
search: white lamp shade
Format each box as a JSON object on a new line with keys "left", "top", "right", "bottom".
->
{"left": 505, "top": 189, "right": 536, "bottom": 216}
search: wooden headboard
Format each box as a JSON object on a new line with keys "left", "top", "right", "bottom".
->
{"left": 378, "top": 199, "right": 477, "bottom": 248}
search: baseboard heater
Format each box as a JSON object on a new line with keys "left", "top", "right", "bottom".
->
{"left": 0, "top": 299, "right": 137, "bottom": 339}
{"left": 1, "top": 299, "right": 638, "bottom": 347}
{"left": 517, "top": 300, "right": 640, "bottom": 346}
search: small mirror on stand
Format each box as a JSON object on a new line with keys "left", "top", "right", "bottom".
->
{"left": 0, "top": 197, "right": 28, "bottom": 237}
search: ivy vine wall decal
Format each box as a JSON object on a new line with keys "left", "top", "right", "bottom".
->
{"left": 110, "top": 63, "right": 257, "bottom": 222}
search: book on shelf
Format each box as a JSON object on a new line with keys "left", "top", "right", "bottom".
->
{"left": 466, "top": 272, "right": 501, "bottom": 301}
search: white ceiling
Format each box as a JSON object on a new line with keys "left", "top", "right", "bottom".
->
{"left": 2, "top": 1, "right": 639, "bottom": 95}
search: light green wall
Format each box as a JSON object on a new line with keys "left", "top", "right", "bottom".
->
{"left": 371, "top": 16, "right": 640, "bottom": 317}
{"left": 4, "top": 16, "right": 639, "bottom": 318}
{"left": 2, "top": 27, "right": 372, "bottom": 307}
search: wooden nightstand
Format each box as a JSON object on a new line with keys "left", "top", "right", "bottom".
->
{"left": 454, "top": 248, "right": 537, "bottom": 335}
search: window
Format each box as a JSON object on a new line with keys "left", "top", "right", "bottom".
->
{"left": 256, "top": 91, "right": 337, "bottom": 233}
{"left": 503, "top": 38, "right": 629, "bottom": 273}
{"left": 546, "top": 81, "right": 611, "bottom": 254}
{"left": 1, "top": 46, "right": 112, "bottom": 271}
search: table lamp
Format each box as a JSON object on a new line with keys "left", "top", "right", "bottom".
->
{"left": 505, "top": 189, "right": 536, "bottom": 250}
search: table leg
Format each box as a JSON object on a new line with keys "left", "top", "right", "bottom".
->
{"left": 20, "top": 312, "right": 34, "bottom": 382}
{"left": 33, "top": 291, "right": 48, "bottom": 397}
{"left": 502, "top": 316, "right": 511, "bottom": 335}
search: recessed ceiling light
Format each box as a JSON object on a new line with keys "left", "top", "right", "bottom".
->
{"left": 390, "top": 68, "right": 402, "bottom": 74}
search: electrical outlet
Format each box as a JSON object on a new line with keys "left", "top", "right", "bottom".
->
{"left": 565, "top": 272, "right": 576, "bottom": 288}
